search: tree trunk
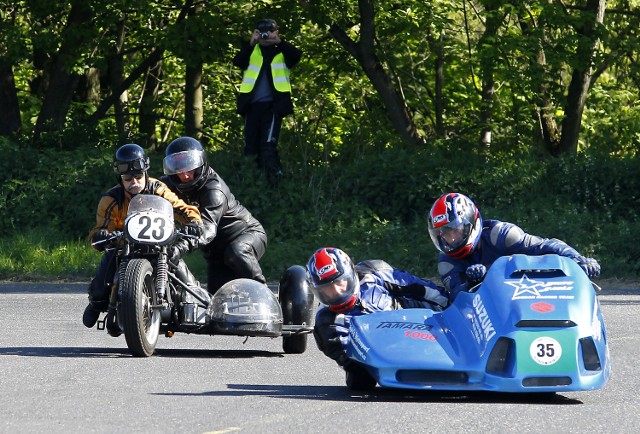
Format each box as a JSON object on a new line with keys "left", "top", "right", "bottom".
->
{"left": 184, "top": 0, "right": 203, "bottom": 139}
{"left": 517, "top": 8, "right": 561, "bottom": 154}
{"left": 88, "top": 2, "right": 190, "bottom": 125}
{"left": 77, "top": 67, "right": 101, "bottom": 105}
{"left": 90, "top": 48, "right": 164, "bottom": 123}
{"left": 108, "top": 19, "right": 131, "bottom": 143}
{"left": 428, "top": 32, "right": 445, "bottom": 138}
{"left": 33, "top": 2, "right": 93, "bottom": 141}
{"left": 139, "top": 59, "right": 163, "bottom": 149}
{"left": 328, "top": 0, "right": 422, "bottom": 147}
{"left": 0, "top": 64, "right": 22, "bottom": 136}
{"left": 477, "top": 1, "right": 505, "bottom": 148}
{"left": 558, "top": 0, "right": 606, "bottom": 155}
{"left": 185, "top": 64, "right": 203, "bottom": 139}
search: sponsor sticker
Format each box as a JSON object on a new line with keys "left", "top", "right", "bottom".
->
{"left": 507, "top": 274, "right": 574, "bottom": 300}
{"left": 404, "top": 330, "right": 437, "bottom": 341}
{"left": 530, "top": 302, "right": 555, "bottom": 313}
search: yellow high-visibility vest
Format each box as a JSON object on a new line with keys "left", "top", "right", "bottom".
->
{"left": 239, "top": 45, "right": 292, "bottom": 94}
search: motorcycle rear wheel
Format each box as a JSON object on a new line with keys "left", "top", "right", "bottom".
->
{"left": 120, "top": 258, "right": 160, "bottom": 357}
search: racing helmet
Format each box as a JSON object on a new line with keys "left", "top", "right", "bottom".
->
{"left": 163, "top": 137, "right": 209, "bottom": 192}
{"left": 428, "top": 193, "right": 483, "bottom": 259}
{"left": 113, "top": 144, "right": 150, "bottom": 176}
{"left": 306, "top": 247, "right": 359, "bottom": 312}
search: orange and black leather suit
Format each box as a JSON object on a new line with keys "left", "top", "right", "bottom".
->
{"left": 87, "top": 177, "right": 202, "bottom": 310}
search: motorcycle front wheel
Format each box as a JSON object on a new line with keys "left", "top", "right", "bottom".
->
{"left": 120, "top": 258, "right": 160, "bottom": 357}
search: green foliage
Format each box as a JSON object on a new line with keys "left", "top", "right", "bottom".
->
{"left": 4, "top": 137, "right": 637, "bottom": 282}
{"left": 2, "top": 1, "right": 640, "bottom": 283}
{"left": 0, "top": 227, "right": 97, "bottom": 280}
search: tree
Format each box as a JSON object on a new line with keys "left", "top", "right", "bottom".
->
{"left": 558, "top": 0, "right": 606, "bottom": 155}
{"left": 301, "top": 0, "right": 425, "bottom": 147}
{"left": 33, "top": 1, "right": 95, "bottom": 140}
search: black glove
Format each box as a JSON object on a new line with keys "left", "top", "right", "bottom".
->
{"left": 382, "top": 281, "right": 426, "bottom": 298}
{"left": 401, "top": 283, "right": 428, "bottom": 298}
{"left": 574, "top": 256, "right": 601, "bottom": 278}
{"left": 91, "top": 229, "right": 113, "bottom": 252}
{"left": 168, "top": 239, "right": 190, "bottom": 265}
{"left": 466, "top": 264, "right": 487, "bottom": 283}
{"left": 184, "top": 221, "right": 204, "bottom": 238}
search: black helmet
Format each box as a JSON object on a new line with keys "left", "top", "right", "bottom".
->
{"left": 113, "top": 144, "right": 150, "bottom": 176}
{"left": 163, "top": 137, "right": 209, "bottom": 192}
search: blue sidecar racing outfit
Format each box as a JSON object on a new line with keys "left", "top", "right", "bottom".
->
{"left": 313, "top": 260, "right": 448, "bottom": 368}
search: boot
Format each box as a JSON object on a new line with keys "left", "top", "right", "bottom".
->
{"left": 105, "top": 307, "right": 122, "bottom": 337}
{"left": 82, "top": 304, "right": 101, "bottom": 328}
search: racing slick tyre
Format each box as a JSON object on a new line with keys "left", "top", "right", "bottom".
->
{"left": 279, "top": 265, "right": 315, "bottom": 354}
{"left": 120, "top": 258, "right": 160, "bottom": 357}
{"left": 345, "top": 366, "right": 377, "bottom": 391}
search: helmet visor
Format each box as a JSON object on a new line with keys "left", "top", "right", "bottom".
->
{"left": 429, "top": 221, "right": 470, "bottom": 253}
{"left": 163, "top": 150, "right": 206, "bottom": 175}
{"left": 311, "top": 275, "right": 357, "bottom": 306}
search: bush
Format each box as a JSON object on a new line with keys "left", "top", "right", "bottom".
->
{"left": 1, "top": 137, "right": 639, "bottom": 281}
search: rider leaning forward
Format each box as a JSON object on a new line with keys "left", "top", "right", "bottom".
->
{"left": 161, "top": 136, "right": 268, "bottom": 294}
{"left": 82, "top": 144, "right": 204, "bottom": 329}
{"left": 427, "top": 192, "right": 601, "bottom": 301}
{"left": 306, "top": 247, "right": 449, "bottom": 371}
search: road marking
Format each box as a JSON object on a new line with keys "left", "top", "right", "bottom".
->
{"left": 202, "top": 428, "right": 241, "bottom": 434}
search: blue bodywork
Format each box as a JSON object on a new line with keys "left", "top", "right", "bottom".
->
{"left": 345, "top": 254, "right": 611, "bottom": 392}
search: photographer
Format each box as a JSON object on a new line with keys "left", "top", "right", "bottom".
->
{"left": 232, "top": 18, "right": 302, "bottom": 185}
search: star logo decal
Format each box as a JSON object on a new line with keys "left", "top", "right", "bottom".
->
{"left": 506, "top": 274, "right": 574, "bottom": 300}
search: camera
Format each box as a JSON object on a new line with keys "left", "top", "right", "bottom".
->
{"left": 260, "top": 32, "right": 269, "bottom": 39}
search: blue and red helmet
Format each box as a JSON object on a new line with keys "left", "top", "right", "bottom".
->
{"left": 428, "top": 193, "right": 482, "bottom": 259}
{"left": 306, "top": 247, "right": 359, "bottom": 312}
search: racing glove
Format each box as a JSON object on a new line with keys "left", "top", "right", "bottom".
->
{"left": 574, "top": 256, "right": 601, "bottom": 278}
{"left": 91, "top": 229, "right": 116, "bottom": 252}
{"left": 184, "top": 221, "right": 204, "bottom": 238}
{"left": 168, "top": 239, "right": 191, "bottom": 265}
{"left": 383, "top": 282, "right": 427, "bottom": 298}
{"left": 466, "top": 264, "right": 487, "bottom": 283}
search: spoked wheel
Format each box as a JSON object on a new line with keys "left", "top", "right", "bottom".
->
{"left": 120, "top": 258, "right": 160, "bottom": 357}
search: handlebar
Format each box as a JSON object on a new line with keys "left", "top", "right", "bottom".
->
{"left": 91, "top": 231, "right": 123, "bottom": 247}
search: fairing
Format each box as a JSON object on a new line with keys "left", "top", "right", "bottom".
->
{"left": 345, "top": 254, "right": 610, "bottom": 392}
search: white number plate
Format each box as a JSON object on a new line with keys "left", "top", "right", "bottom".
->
{"left": 125, "top": 211, "right": 173, "bottom": 245}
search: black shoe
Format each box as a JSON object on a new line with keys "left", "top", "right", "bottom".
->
{"left": 105, "top": 307, "right": 122, "bottom": 337}
{"left": 82, "top": 304, "right": 101, "bottom": 328}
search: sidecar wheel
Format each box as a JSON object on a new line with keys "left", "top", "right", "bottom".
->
{"left": 279, "top": 266, "right": 315, "bottom": 354}
{"left": 120, "top": 258, "right": 160, "bottom": 357}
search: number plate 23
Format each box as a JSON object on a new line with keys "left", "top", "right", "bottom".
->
{"left": 125, "top": 211, "right": 174, "bottom": 245}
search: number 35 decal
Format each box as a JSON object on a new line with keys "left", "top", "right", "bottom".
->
{"left": 529, "top": 336, "right": 562, "bottom": 366}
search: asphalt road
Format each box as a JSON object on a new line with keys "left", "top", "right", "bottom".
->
{"left": 0, "top": 282, "right": 638, "bottom": 434}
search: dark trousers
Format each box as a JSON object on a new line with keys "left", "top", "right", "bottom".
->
{"left": 243, "top": 102, "right": 283, "bottom": 178}
{"left": 203, "top": 230, "right": 268, "bottom": 293}
{"left": 89, "top": 250, "right": 198, "bottom": 308}
{"left": 88, "top": 250, "right": 118, "bottom": 310}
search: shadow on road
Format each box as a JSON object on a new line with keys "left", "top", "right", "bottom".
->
{"left": 152, "top": 383, "right": 583, "bottom": 405}
{"left": 0, "top": 346, "right": 285, "bottom": 359}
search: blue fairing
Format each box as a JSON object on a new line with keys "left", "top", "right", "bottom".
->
{"left": 345, "top": 254, "right": 611, "bottom": 392}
